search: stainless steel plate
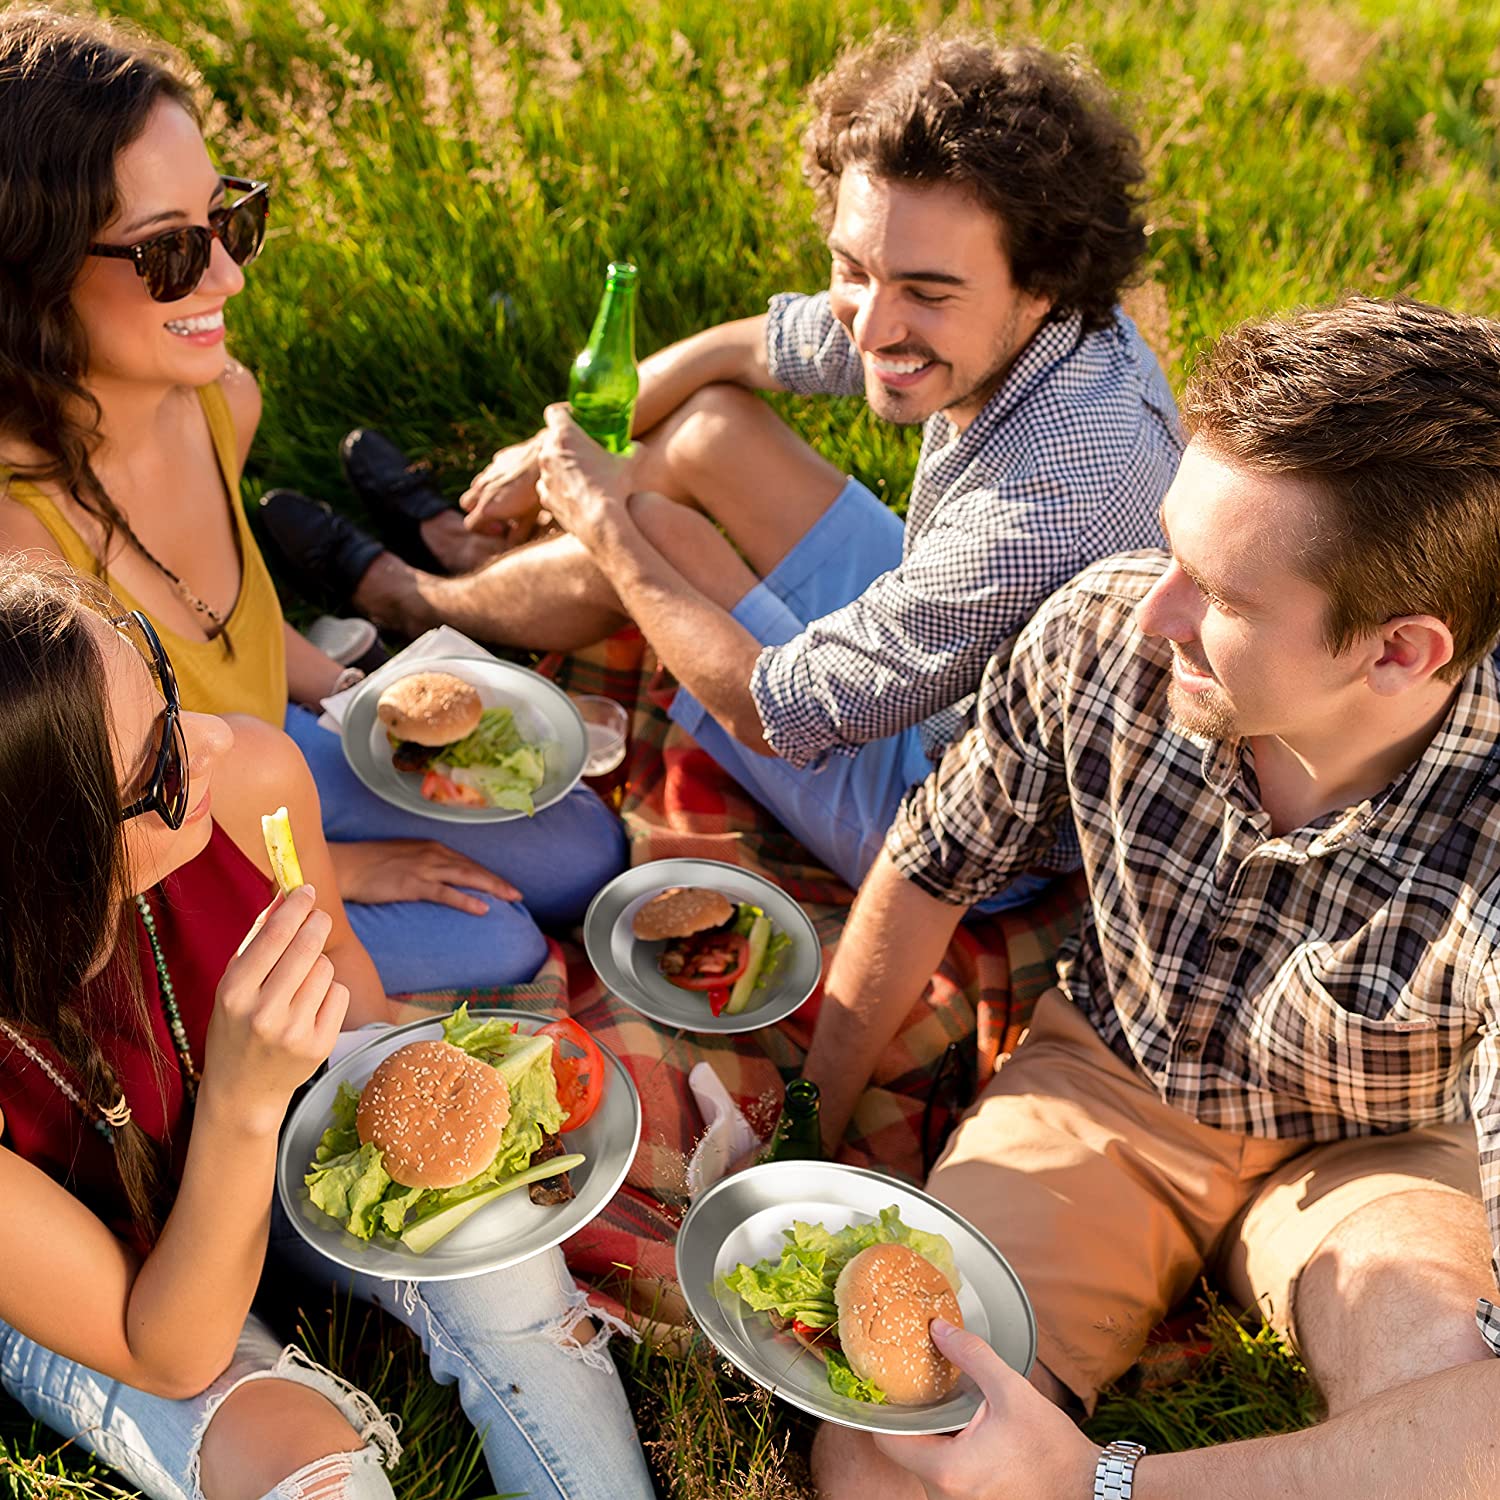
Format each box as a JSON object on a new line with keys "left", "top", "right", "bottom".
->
{"left": 276, "top": 1010, "right": 639, "bottom": 1281}
{"left": 582, "top": 858, "right": 822, "bottom": 1034}
{"left": 676, "top": 1161, "right": 1036, "bottom": 1434}
{"left": 339, "top": 655, "right": 588, "bottom": 823}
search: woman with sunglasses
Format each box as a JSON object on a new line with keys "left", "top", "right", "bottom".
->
{"left": 0, "top": 557, "right": 655, "bottom": 1500}
{"left": 0, "top": 5, "right": 625, "bottom": 996}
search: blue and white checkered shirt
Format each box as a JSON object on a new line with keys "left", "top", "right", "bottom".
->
{"left": 750, "top": 290, "right": 1182, "bottom": 770}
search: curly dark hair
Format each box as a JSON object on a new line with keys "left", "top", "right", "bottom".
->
{"left": 0, "top": 6, "right": 198, "bottom": 565}
{"left": 1184, "top": 296, "right": 1500, "bottom": 680}
{"left": 803, "top": 31, "right": 1148, "bottom": 332}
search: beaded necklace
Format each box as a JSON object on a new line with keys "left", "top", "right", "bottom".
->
{"left": 0, "top": 891, "right": 198, "bottom": 1145}
{"left": 134, "top": 892, "right": 200, "bottom": 1103}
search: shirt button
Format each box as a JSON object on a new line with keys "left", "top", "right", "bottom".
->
{"left": 1217, "top": 936, "right": 1241, "bottom": 953}
{"left": 1181, "top": 1038, "right": 1203, "bottom": 1056}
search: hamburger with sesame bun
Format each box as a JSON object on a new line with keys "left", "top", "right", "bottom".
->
{"left": 355, "top": 1040, "right": 512, "bottom": 1189}
{"left": 374, "top": 669, "right": 550, "bottom": 813}
{"left": 305, "top": 1006, "right": 589, "bottom": 1254}
{"left": 721, "top": 1205, "right": 964, "bottom": 1406}
{"left": 631, "top": 886, "right": 795, "bottom": 1018}
{"left": 834, "top": 1243, "right": 963, "bottom": 1405}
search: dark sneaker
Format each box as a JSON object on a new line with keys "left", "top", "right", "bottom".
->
{"left": 257, "top": 489, "right": 385, "bottom": 613}
{"left": 340, "top": 427, "right": 448, "bottom": 571}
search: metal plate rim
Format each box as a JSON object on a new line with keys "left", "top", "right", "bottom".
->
{"left": 675, "top": 1160, "right": 1037, "bottom": 1434}
{"left": 338, "top": 655, "right": 587, "bottom": 824}
{"left": 275, "top": 1008, "right": 640, "bottom": 1281}
{"left": 582, "top": 857, "right": 823, "bottom": 1035}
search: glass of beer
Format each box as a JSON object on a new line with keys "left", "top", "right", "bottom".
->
{"left": 573, "top": 694, "right": 630, "bottom": 809}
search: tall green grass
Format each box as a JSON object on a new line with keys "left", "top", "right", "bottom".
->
{"left": 110, "top": 0, "right": 1500, "bottom": 515}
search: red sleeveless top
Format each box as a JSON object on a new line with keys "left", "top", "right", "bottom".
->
{"left": 0, "top": 823, "right": 272, "bottom": 1249}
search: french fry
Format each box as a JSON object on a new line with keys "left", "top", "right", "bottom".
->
{"left": 261, "top": 805, "right": 305, "bottom": 896}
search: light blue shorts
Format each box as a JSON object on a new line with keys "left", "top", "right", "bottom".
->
{"left": 669, "top": 478, "right": 1049, "bottom": 911}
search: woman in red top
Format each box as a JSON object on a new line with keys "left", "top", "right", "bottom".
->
{"left": 0, "top": 558, "right": 655, "bottom": 1500}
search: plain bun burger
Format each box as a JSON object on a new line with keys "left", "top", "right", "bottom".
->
{"left": 377, "top": 671, "right": 483, "bottom": 747}
{"left": 355, "top": 1039, "right": 511, "bottom": 1189}
{"left": 833, "top": 1242, "right": 964, "bottom": 1405}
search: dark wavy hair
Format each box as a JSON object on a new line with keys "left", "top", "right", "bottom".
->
{"left": 803, "top": 31, "right": 1148, "bottom": 332}
{"left": 1184, "top": 296, "right": 1500, "bottom": 681}
{"left": 0, "top": 6, "right": 198, "bottom": 564}
{"left": 0, "top": 557, "right": 169, "bottom": 1237}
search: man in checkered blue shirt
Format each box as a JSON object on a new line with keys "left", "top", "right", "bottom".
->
{"left": 354, "top": 34, "right": 1180, "bottom": 895}
{"left": 808, "top": 297, "right": 1500, "bottom": 1500}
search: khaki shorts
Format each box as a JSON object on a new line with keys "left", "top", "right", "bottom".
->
{"left": 926, "top": 990, "right": 1481, "bottom": 1408}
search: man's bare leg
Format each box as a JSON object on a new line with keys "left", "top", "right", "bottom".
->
{"left": 353, "top": 386, "right": 845, "bottom": 649}
{"left": 1291, "top": 1189, "right": 1493, "bottom": 1415}
{"left": 356, "top": 531, "right": 629, "bottom": 652}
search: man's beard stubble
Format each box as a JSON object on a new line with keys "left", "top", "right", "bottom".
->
{"left": 1167, "top": 679, "right": 1239, "bottom": 742}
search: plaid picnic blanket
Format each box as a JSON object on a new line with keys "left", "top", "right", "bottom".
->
{"left": 400, "top": 628, "right": 1086, "bottom": 1323}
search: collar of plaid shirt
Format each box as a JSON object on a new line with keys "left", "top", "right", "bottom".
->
{"left": 888, "top": 553, "right": 1500, "bottom": 1349}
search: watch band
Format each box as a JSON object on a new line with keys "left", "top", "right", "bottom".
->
{"left": 1093, "top": 1440, "right": 1147, "bottom": 1499}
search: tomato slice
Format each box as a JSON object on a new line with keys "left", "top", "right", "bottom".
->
{"left": 537, "top": 1018, "right": 605, "bottom": 1133}
{"left": 420, "top": 768, "right": 485, "bottom": 807}
{"left": 659, "top": 929, "right": 750, "bottom": 991}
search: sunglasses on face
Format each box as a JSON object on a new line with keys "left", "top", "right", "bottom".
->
{"left": 88, "top": 176, "right": 270, "bottom": 304}
{"left": 117, "top": 611, "right": 190, "bottom": 830}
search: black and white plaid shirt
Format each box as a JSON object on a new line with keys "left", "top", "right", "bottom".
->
{"left": 889, "top": 551, "right": 1500, "bottom": 1353}
{"left": 749, "top": 291, "right": 1181, "bottom": 770}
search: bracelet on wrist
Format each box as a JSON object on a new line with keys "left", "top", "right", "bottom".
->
{"left": 329, "top": 665, "right": 366, "bottom": 695}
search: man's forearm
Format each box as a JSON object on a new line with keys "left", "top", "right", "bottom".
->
{"left": 594, "top": 507, "right": 769, "bottom": 749}
{"left": 634, "top": 314, "right": 779, "bottom": 436}
{"left": 1138, "top": 1358, "right": 1500, "bottom": 1500}
{"left": 802, "top": 850, "right": 967, "bottom": 1149}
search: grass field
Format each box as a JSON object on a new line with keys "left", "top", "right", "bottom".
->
{"left": 4, "top": 0, "right": 1499, "bottom": 1494}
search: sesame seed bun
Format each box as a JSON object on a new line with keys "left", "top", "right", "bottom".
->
{"left": 834, "top": 1243, "right": 963, "bottom": 1406}
{"left": 355, "top": 1039, "right": 511, "bottom": 1189}
{"left": 376, "top": 672, "right": 483, "bottom": 747}
{"left": 631, "top": 887, "right": 736, "bottom": 941}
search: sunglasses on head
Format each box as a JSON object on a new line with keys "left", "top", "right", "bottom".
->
{"left": 116, "top": 611, "right": 190, "bottom": 830}
{"left": 88, "top": 176, "right": 270, "bottom": 304}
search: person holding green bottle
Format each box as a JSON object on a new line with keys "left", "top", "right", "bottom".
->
{"left": 282, "top": 31, "right": 1180, "bottom": 896}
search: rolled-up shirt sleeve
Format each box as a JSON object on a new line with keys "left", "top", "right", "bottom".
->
{"left": 748, "top": 477, "right": 1086, "bottom": 770}
{"left": 765, "top": 291, "right": 864, "bottom": 397}
{"left": 885, "top": 585, "right": 1078, "bottom": 905}
{"left": 1467, "top": 955, "right": 1500, "bottom": 1352}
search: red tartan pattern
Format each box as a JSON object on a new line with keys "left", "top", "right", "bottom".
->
{"left": 399, "top": 630, "right": 1086, "bottom": 1323}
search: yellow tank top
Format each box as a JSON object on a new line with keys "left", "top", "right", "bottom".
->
{"left": 2, "top": 382, "right": 288, "bottom": 725}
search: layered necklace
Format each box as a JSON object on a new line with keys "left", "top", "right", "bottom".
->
{"left": 0, "top": 891, "right": 197, "bottom": 1143}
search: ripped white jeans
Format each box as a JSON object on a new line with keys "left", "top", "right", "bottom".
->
{"left": 0, "top": 1232, "right": 654, "bottom": 1500}
{"left": 0, "top": 1318, "right": 399, "bottom": 1500}
{"left": 268, "top": 1209, "right": 655, "bottom": 1500}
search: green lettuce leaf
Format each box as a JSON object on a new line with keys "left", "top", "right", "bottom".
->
{"left": 305, "top": 1141, "right": 392, "bottom": 1240}
{"left": 722, "top": 1208, "right": 962, "bottom": 1325}
{"left": 826, "top": 1351, "right": 888, "bottom": 1404}
{"left": 441, "top": 706, "right": 525, "bottom": 765}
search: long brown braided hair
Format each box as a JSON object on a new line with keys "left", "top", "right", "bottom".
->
{"left": 0, "top": 558, "right": 169, "bottom": 1236}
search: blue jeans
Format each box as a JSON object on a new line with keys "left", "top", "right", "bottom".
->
{"left": 0, "top": 1222, "right": 654, "bottom": 1500}
{"left": 286, "top": 705, "right": 627, "bottom": 993}
{"left": 670, "top": 479, "right": 1050, "bottom": 910}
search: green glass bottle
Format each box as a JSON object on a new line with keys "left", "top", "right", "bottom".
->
{"left": 759, "top": 1079, "right": 824, "bottom": 1164}
{"left": 568, "top": 261, "right": 639, "bottom": 454}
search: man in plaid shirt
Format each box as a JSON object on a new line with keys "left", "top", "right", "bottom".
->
{"left": 808, "top": 297, "right": 1500, "bottom": 1500}
{"left": 343, "top": 33, "right": 1179, "bottom": 894}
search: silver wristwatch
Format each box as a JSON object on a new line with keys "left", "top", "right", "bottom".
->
{"left": 1093, "top": 1440, "right": 1147, "bottom": 1498}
